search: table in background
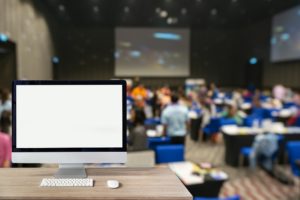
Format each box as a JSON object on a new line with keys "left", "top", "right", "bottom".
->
{"left": 0, "top": 167, "right": 192, "bottom": 200}
{"left": 222, "top": 126, "right": 300, "bottom": 166}
{"left": 168, "top": 161, "right": 228, "bottom": 197}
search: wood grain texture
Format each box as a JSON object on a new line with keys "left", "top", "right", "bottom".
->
{"left": 0, "top": 167, "right": 192, "bottom": 200}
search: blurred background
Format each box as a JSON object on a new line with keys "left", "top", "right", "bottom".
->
{"left": 1, "top": 0, "right": 300, "bottom": 200}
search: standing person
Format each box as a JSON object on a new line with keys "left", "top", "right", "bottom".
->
{"left": 128, "top": 109, "right": 147, "bottom": 151}
{"left": 161, "top": 93, "right": 189, "bottom": 144}
{"left": 131, "top": 83, "right": 148, "bottom": 101}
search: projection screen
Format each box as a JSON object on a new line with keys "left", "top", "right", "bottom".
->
{"left": 271, "top": 5, "right": 300, "bottom": 62}
{"left": 115, "top": 28, "right": 190, "bottom": 77}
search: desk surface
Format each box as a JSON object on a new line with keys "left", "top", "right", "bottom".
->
{"left": 0, "top": 167, "right": 192, "bottom": 200}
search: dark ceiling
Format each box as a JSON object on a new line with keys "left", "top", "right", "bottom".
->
{"left": 35, "top": 0, "right": 300, "bottom": 28}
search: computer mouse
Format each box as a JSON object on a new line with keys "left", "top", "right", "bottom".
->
{"left": 107, "top": 180, "right": 120, "bottom": 189}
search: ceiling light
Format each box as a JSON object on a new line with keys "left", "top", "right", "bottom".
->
{"left": 124, "top": 6, "right": 130, "bottom": 13}
{"left": 93, "top": 6, "right": 99, "bottom": 13}
{"left": 160, "top": 10, "right": 168, "bottom": 18}
{"left": 167, "top": 17, "right": 173, "bottom": 24}
{"left": 181, "top": 8, "right": 187, "bottom": 15}
{"left": 210, "top": 8, "right": 218, "bottom": 16}
{"left": 167, "top": 17, "right": 178, "bottom": 24}
{"left": 58, "top": 4, "right": 65, "bottom": 12}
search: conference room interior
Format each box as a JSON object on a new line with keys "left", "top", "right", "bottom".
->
{"left": 1, "top": 0, "right": 300, "bottom": 200}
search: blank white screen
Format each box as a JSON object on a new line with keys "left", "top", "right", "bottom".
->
{"left": 16, "top": 85, "right": 123, "bottom": 148}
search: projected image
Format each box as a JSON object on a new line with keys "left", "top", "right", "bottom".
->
{"left": 115, "top": 28, "right": 190, "bottom": 77}
{"left": 271, "top": 5, "right": 300, "bottom": 62}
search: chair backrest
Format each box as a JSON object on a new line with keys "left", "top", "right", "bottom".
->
{"left": 155, "top": 144, "right": 184, "bottom": 164}
{"left": 220, "top": 118, "right": 237, "bottom": 126}
{"left": 147, "top": 137, "right": 171, "bottom": 151}
{"left": 286, "top": 141, "right": 300, "bottom": 177}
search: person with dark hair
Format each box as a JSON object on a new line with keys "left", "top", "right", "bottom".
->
{"left": 127, "top": 108, "right": 147, "bottom": 151}
{"left": 161, "top": 93, "right": 189, "bottom": 144}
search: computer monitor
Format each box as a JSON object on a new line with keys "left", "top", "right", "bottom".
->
{"left": 12, "top": 80, "right": 127, "bottom": 178}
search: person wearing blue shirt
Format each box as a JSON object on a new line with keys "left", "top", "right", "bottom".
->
{"left": 161, "top": 93, "right": 189, "bottom": 144}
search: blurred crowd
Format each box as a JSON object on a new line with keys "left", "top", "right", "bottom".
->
{"left": 126, "top": 80, "right": 300, "bottom": 150}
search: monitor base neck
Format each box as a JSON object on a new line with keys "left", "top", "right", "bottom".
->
{"left": 54, "top": 164, "right": 87, "bottom": 178}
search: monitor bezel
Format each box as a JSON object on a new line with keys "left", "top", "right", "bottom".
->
{"left": 12, "top": 80, "right": 127, "bottom": 152}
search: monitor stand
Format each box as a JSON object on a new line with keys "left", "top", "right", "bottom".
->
{"left": 54, "top": 164, "right": 87, "bottom": 178}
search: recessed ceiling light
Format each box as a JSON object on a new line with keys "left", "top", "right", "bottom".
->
{"left": 231, "top": 0, "right": 238, "bottom": 3}
{"left": 58, "top": 4, "right": 65, "bottom": 12}
{"left": 167, "top": 17, "right": 173, "bottom": 24}
{"left": 181, "top": 8, "right": 187, "bottom": 15}
{"left": 124, "top": 6, "right": 130, "bottom": 13}
{"left": 93, "top": 6, "right": 99, "bottom": 13}
{"left": 167, "top": 17, "right": 178, "bottom": 24}
{"left": 160, "top": 10, "right": 168, "bottom": 18}
{"left": 210, "top": 8, "right": 218, "bottom": 16}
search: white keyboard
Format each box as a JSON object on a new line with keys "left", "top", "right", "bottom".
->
{"left": 40, "top": 178, "right": 94, "bottom": 187}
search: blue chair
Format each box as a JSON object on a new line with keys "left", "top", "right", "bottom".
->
{"left": 239, "top": 147, "right": 252, "bottom": 166}
{"left": 194, "top": 195, "right": 240, "bottom": 200}
{"left": 286, "top": 141, "right": 300, "bottom": 176}
{"left": 283, "top": 102, "right": 296, "bottom": 109}
{"left": 295, "top": 117, "right": 300, "bottom": 127}
{"left": 155, "top": 144, "right": 184, "bottom": 164}
{"left": 243, "top": 116, "right": 258, "bottom": 127}
{"left": 144, "top": 118, "right": 161, "bottom": 126}
{"left": 243, "top": 96, "right": 252, "bottom": 103}
{"left": 147, "top": 137, "right": 171, "bottom": 151}
{"left": 219, "top": 118, "right": 237, "bottom": 126}
{"left": 203, "top": 118, "right": 221, "bottom": 137}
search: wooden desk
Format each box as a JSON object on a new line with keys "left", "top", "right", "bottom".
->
{"left": 0, "top": 167, "right": 192, "bottom": 200}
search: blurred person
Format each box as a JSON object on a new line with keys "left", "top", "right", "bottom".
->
{"left": 161, "top": 93, "right": 189, "bottom": 144}
{"left": 199, "top": 96, "right": 217, "bottom": 128}
{"left": 207, "top": 82, "right": 219, "bottom": 99}
{"left": 232, "top": 89, "right": 243, "bottom": 108}
{"left": 131, "top": 83, "right": 148, "bottom": 100}
{"left": 252, "top": 95, "right": 262, "bottom": 109}
{"left": 272, "top": 84, "right": 286, "bottom": 101}
{"left": 292, "top": 91, "right": 300, "bottom": 106}
{"left": 0, "top": 89, "right": 12, "bottom": 118}
{"left": 128, "top": 108, "right": 147, "bottom": 151}
{"left": 0, "top": 130, "right": 11, "bottom": 168}
{"left": 249, "top": 132, "right": 279, "bottom": 172}
{"left": 221, "top": 104, "right": 243, "bottom": 125}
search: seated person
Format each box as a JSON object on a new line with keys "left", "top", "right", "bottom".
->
{"left": 161, "top": 93, "right": 189, "bottom": 144}
{"left": 128, "top": 109, "right": 147, "bottom": 151}
{"left": 249, "top": 132, "right": 278, "bottom": 173}
{"left": 221, "top": 104, "right": 243, "bottom": 125}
